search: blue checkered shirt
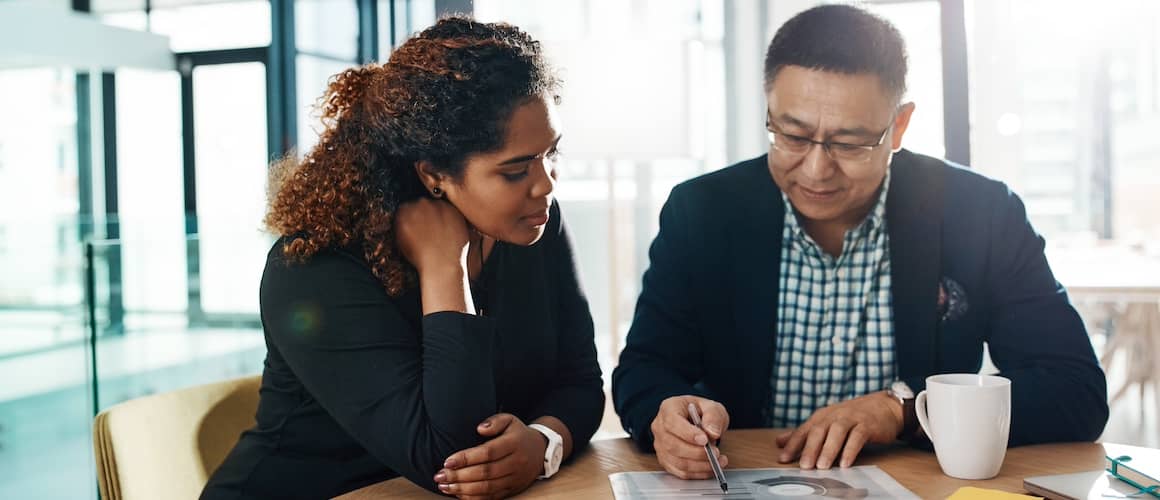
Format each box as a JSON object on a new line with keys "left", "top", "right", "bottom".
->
{"left": 767, "top": 173, "right": 897, "bottom": 427}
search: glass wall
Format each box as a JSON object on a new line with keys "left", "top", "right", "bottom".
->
{"left": 966, "top": 0, "right": 1160, "bottom": 244}
{"left": 0, "top": 68, "right": 83, "bottom": 355}
{"left": 0, "top": 66, "right": 93, "bottom": 499}
{"left": 864, "top": 0, "right": 946, "bottom": 158}
{"left": 192, "top": 62, "right": 272, "bottom": 316}
{"left": 114, "top": 69, "right": 187, "bottom": 316}
{"left": 296, "top": 0, "right": 362, "bottom": 154}
{"left": 150, "top": 1, "right": 272, "bottom": 52}
{"left": 1, "top": 1, "right": 287, "bottom": 498}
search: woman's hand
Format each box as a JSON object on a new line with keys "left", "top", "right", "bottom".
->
{"left": 434, "top": 413, "right": 546, "bottom": 499}
{"left": 395, "top": 197, "right": 471, "bottom": 276}
{"left": 396, "top": 198, "right": 476, "bottom": 314}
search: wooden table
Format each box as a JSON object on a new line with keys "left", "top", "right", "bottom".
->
{"left": 338, "top": 429, "right": 1106, "bottom": 499}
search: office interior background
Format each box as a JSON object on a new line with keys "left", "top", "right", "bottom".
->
{"left": 0, "top": 0, "right": 1158, "bottom": 498}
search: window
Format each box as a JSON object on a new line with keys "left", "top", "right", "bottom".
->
{"left": 966, "top": 0, "right": 1160, "bottom": 244}
{"left": 863, "top": 1, "right": 946, "bottom": 158}
{"left": 150, "top": 1, "right": 271, "bottom": 52}
{"left": 297, "top": 0, "right": 360, "bottom": 60}
{"left": 114, "top": 69, "right": 187, "bottom": 315}
{"left": 191, "top": 63, "right": 271, "bottom": 315}
{"left": 0, "top": 68, "right": 81, "bottom": 320}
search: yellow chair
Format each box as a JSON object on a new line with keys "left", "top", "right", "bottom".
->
{"left": 93, "top": 375, "right": 261, "bottom": 500}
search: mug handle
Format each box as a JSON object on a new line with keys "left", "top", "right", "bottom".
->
{"left": 915, "top": 390, "right": 934, "bottom": 443}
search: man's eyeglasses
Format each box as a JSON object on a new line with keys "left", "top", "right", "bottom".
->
{"left": 765, "top": 116, "right": 893, "bottom": 164}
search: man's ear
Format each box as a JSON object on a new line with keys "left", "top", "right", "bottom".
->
{"left": 891, "top": 102, "right": 916, "bottom": 152}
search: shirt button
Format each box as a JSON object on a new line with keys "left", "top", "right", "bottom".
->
{"left": 831, "top": 335, "right": 843, "bottom": 346}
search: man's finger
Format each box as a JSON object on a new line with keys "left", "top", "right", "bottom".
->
{"left": 660, "top": 449, "right": 729, "bottom": 481}
{"left": 659, "top": 433, "right": 721, "bottom": 461}
{"left": 698, "top": 400, "right": 730, "bottom": 440}
{"left": 816, "top": 421, "right": 851, "bottom": 469}
{"left": 661, "top": 461, "right": 696, "bottom": 481}
{"left": 775, "top": 430, "right": 793, "bottom": 447}
{"left": 797, "top": 424, "right": 829, "bottom": 469}
{"left": 778, "top": 426, "right": 809, "bottom": 463}
{"left": 840, "top": 426, "right": 870, "bottom": 468}
{"left": 661, "top": 456, "right": 717, "bottom": 480}
{"left": 662, "top": 411, "right": 709, "bottom": 446}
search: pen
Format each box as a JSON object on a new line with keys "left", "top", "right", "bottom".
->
{"left": 687, "top": 403, "right": 728, "bottom": 493}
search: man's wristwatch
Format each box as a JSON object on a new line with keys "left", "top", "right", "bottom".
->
{"left": 887, "top": 380, "right": 918, "bottom": 439}
{"left": 528, "top": 423, "right": 564, "bottom": 479}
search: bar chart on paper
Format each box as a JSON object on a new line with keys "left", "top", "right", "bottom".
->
{"left": 609, "top": 466, "right": 919, "bottom": 499}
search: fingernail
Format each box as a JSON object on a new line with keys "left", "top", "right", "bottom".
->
{"left": 479, "top": 420, "right": 491, "bottom": 428}
{"left": 695, "top": 434, "right": 708, "bottom": 446}
{"left": 800, "top": 459, "right": 812, "bottom": 469}
{"left": 438, "top": 484, "right": 450, "bottom": 492}
{"left": 706, "top": 424, "right": 721, "bottom": 436}
{"left": 817, "top": 459, "right": 831, "bottom": 469}
{"left": 444, "top": 458, "right": 459, "bottom": 468}
{"left": 434, "top": 472, "right": 447, "bottom": 483}
{"left": 840, "top": 459, "right": 850, "bottom": 468}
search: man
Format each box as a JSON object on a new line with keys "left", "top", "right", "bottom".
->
{"left": 612, "top": 4, "right": 1108, "bottom": 480}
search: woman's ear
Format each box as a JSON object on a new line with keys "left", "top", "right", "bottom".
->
{"left": 414, "top": 160, "right": 444, "bottom": 198}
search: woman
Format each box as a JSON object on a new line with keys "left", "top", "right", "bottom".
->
{"left": 202, "top": 17, "right": 604, "bottom": 500}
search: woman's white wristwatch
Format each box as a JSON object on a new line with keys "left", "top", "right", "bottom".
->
{"left": 528, "top": 423, "right": 564, "bottom": 479}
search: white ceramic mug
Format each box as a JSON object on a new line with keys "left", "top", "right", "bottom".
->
{"left": 915, "top": 373, "right": 1012, "bottom": 480}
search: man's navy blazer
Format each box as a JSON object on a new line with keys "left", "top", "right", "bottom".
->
{"left": 612, "top": 149, "right": 1108, "bottom": 450}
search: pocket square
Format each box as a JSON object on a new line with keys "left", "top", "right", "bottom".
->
{"left": 938, "top": 276, "right": 969, "bottom": 322}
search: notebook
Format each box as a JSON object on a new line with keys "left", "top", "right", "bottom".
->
{"left": 1105, "top": 443, "right": 1160, "bottom": 497}
{"left": 1023, "top": 443, "right": 1160, "bottom": 500}
{"left": 1024, "top": 470, "right": 1142, "bottom": 500}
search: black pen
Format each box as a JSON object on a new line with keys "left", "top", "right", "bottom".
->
{"left": 687, "top": 403, "right": 728, "bottom": 493}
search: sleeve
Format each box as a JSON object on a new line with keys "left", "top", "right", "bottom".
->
{"left": 982, "top": 187, "right": 1109, "bottom": 445}
{"left": 611, "top": 186, "right": 711, "bottom": 451}
{"left": 260, "top": 249, "right": 497, "bottom": 493}
{"left": 528, "top": 202, "right": 606, "bottom": 456}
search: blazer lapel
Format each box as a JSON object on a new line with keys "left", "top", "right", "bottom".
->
{"left": 729, "top": 155, "right": 784, "bottom": 426}
{"left": 887, "top": 149, "right": 945, "bottom": 382}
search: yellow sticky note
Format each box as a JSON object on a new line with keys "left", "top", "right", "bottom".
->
{"left": 946, "top": 486, "right": 1041, "bottom": 500}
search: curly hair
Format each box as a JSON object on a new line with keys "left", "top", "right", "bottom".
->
{"left": 264, "top": 16, "right": 560, "bottom": 296}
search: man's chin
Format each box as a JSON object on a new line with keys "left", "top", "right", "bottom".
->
{"left": 789, "top": 199, "right": 845, "bottom": 223}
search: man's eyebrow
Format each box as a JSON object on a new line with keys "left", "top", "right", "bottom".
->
{"left": 772, "top": 113, "right": 878, "bottom": 139}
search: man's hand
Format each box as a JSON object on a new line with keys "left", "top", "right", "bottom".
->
{"left": 435, "top": 413, "right": 544, "bottom": 499}
{"left": 775, "top": 391, "right": 903, "bottom": 469}
{"left": 650, "top": 395, "right": 731, "bottom": 480}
